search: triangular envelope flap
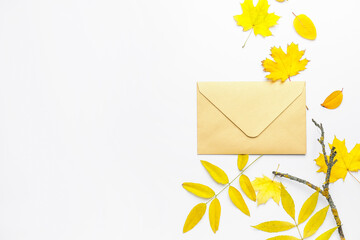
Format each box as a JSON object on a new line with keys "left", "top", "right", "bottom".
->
{"left": 198, "top": 81, "right": 305, "bottom": 137}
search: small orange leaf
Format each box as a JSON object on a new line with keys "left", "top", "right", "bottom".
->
{"left": 321, "top": 89, "right": 343, "bottom": 109}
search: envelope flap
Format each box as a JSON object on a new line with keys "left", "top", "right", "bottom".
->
{"left": 198, "top": 81, "right": 305, "bottom": 137}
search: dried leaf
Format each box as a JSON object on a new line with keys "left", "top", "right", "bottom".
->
{"left": 252, "top": 175, "right": 281, "bottom": 205}
{"left": 183, "top": 203, "right": 207, "bottom": 233}
{"left": 275, "top": 0, "right": 286, "bottom": 2}
{"left": 262, "top": 43, "right": 309, "bottom": 82}
{"left": 233, "top": 0, "right": 280, "bottom": 37}
{"left": 298, "top": 191, "right": 319, "bottom": 224}
{"left": 293, "top": 13, "right": 317, "bottom": 40}
{"left": 280, "top": 184, "right": 295, "bottom": 219}
{"left": 209, "top": 198, "right": 221, "bottom": 233}
{"left": 182, "top": 182, "right": 215, "bottom": 199}
{"left": 321, "top": 89, "right": 343, "bottom": 109}
{"left": 240, "top": 175, "right": 256, "bottom": 201}
{"left": 253, "top": 221, "right": 295, "bottom": 233}
{"left": 267, "top": 236, "right": 300, "bottom": 240}
{"left": 201, "top": 160, "right": 229, "bottom": 184}
{"left": 303, "top": 205, "right": 330, "bottom": 238}
{"left": 315, "top": 227, "right": 338, "bottom": 240}
{"left": 237, "top": 154, "right": 249, "bottom": 171}
{"left": 229, "top": 186, "right": 250, "bottom": 216}
{"left": 315, "top": 137, "right": 360, "bottom": 182}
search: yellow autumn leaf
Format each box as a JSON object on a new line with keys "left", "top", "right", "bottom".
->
{"left": 298, "top": 191, "right": 319, "bottom": 224}
{"left": 182, "top": 182, "right": 215, "bottom": 199}
{"left": 233, "top": 0, "right": 280, "bottom": 37}
{"left": 252, "top": 175, "right": 281, "bottom": 205}
{"left": 275, "top": 0, "right": 286, "bottom": 2}
{"left": 228, "top": 186, "right": 250, "bottom": 216}
{"left": 267, "top": 236, "right": 300, "bottom": 240}
{"left": 201, "top": 160, "right": 229, "bottom": 184}
{"left": 237, "top": 154, "right": 249, "bottom": 171}
{"left": 209, "top": 198, "right": 221, "bottom": 233}
{"left": 293, "top": 13, "right": 317, "bottom": 40}
{"left": 280, "top": 184, "right": 295, "bottom": 220}
{"left": 303, "top": 205, "right": 329, "bottom": 238}
{"left": 321, "top": 89, "right": 343, "bottom": 109}
{"left": 183, "top": 203, "right": 207, "bottom": 233}
{"left": 239, "top": 174, "right": 256, "bottom": 201}
{"left": 262, "top": 42, "right": 309, "bottom": 82}
{"left": 315, "top": 136, "right": 360, "bottom": 182}
{"left": 315, "top": 227, "right": 338, "bottom": 240}
{"left": 253, "top": 221, "right": 295, "bottom": 233}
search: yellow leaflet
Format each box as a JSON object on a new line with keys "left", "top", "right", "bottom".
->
{"left": 201, "top": 160, "right": 229, "bottom": 184}
{"left": 262, "top": 43, "right": 309, "bottom": 82}
{"left": 293, "top": 14, "right": 317, "bottom": 40}
{"left": 298, "top": 191, "right": 319, "bottom": 224}
{"left": 253, "top": 221, "right": 295, "bottom": 233}
{"left": 315, "top": 137, "right": 360, "bottom": 182}
{"left": 303, "top": 205, "right": 330, "bottom": 238}
{"left": 280, "top": 184, "right": 295, "bottom": 219}
{"left": 228, "top": 186, "right": 250, "bottom": 216}
{"left": 182, "top": 182, "right": 215, "bottom": 199}
{"left": 252, "top": 175, "right": 281, "bottom": 205}
{"left": 315, "top": 227, "right": 338, "bottom": 240}
{"left": 239, "top": 175, "right": 256, "bottom": 201}
{"left": 267, "top": 236, "right": 300, "bottom": 240}
{"left": 275, "top": 0, "right": 286, "bottom": 2}
{"left": 237, "top": 154, "right": 249, "bottom": 171}
{"left": 321, "top": 89, "right": 343, "bottom": 109}
{"left": 233, "top": 0, "right": 280, "bottom": 37}
{"left": 209, "top": 198, "right": 221, "bottom": 234}
{"left": 183, "top": 203, "right": 207, "bottom": 233}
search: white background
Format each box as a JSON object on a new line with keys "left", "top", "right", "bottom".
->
{"left": 0, "top": 0, "right": 359, "bottom": 239}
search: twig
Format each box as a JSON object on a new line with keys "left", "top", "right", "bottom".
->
{"left": 273, "top": 119, "right": 345, "bottom": 240}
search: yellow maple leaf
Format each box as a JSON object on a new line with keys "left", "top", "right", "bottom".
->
{"left": 252, "top": 175, "right": 281, "bottom": 205}
{"left": 234, "top": 0, "right": 280, "bottom": 42}
{"left": 262, "top": 42, "right": 309, "bottom": 82}
{"left": 315, "top": 136, "right": 360, "bottom": 182}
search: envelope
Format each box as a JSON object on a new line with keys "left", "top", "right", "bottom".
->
{"left": 197, "top": 81, "right": 306, "bottom": 154}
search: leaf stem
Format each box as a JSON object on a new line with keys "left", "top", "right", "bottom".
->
{"left": 348, "top": 171, "right": 360, "bottom": 184}
{"left": 206, "top": 155, "right": 263, "bottom": 204}
{"left": 294, "top": 220, "right": 303, "bottom": 240}
{"left": 242, "top": 28, "right": 253, "bottom": 48}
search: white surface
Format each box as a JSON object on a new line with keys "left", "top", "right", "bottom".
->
{"left": 0, "top": 0, "right": 359, "bottom": 239}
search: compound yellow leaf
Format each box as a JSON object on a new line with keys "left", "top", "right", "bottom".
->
{"left": 183, "top": 203, "right": 207, "bottom": 233}
{"left": 298, "top": 191, "right": 319, "bottom": 224}
{"left": 267, "top": 236, "right": 300, "bottom": 240}
{"left": 240, "top": 175, "right": 256, "bottom": 201}
{"left": 321, "top": 89, "right": 343, "bottom": 109}
{"left": 293, "top": 13, "right": 316, "bottom": 40}
{"left": 229, "top": 186, "right": 250, "bottom": 216}
{"left": 182, "top": 182, "right": 215, "bottom": 199}
{"left": 252, "top": 175, "right": 281, "bottom": 205}
{"left": 234, "top": 0, "right": 280, "bottom": 38}
{"left": 315, "top": 227, "right": 338, "bottom": 240}
{"left": 303, "top": 205, "right": 329, "bottom": 238}
{"left": 209, "top": 198, "right": 221, "bottom": 233}
{"left": 280, "top": 184, "right": 295, "bottom": 219}
{"left": 253, "top": 221, "right": 295, "bottom": 233}
{"left": 315, "top": 136, "right": 360, "bottom": 182}
{"left": 201, "top": 160, "right": 229, "bottom": 184}
{"left": 262, "top": 43, "right": 309, "bottom": 82}
{"left": 237, "top": 154, "right": 249, "bottom": 171}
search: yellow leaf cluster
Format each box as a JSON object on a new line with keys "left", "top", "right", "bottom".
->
{"left": 315, "top": 136, "right": 360, "bottom": 182}
{"left": 262, "top": 42, "right": 309, "bottom": 82}
{"left": 252, "top": 175, "right": 281, "bottom": 205}
{"left": 234, "top": 0, "right": 280, "bottom": 37}
{"left": 321, "top": 89, "right": 343, "bottom": 109}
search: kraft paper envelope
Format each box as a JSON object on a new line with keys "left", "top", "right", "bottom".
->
{"left": 197, "top": 81, "right": 306, "bottom": 154}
